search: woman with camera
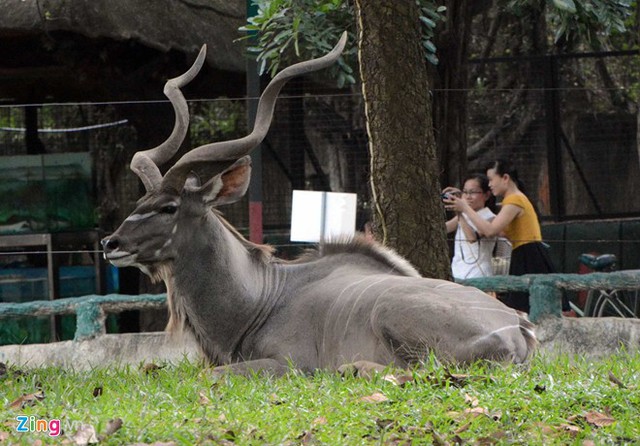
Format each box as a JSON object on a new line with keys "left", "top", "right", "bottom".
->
{"left": 443, "top": 174, "right": 498, "bottom": 280}
{"left": 444, "top": 159, "right": 563, "bottom": 313}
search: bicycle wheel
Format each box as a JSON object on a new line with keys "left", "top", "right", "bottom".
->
{"left": 593, "top": 289, "right": 639, "bottom": 318}
{"left": 616, "top": 289, "right": 640, "bottom": 318}
{"left": 583, "top": 289, "right": 601, "bottom": 317}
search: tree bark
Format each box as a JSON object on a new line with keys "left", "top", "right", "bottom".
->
{"left": 353, "top": 0, "right": 451, "bottom": 279}
{"left": 434, "top": 0, "right": 473, "bottom": 190}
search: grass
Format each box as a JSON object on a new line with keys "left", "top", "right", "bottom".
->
{"left": 1, "top": 352, "right": 640, "bottom": 445}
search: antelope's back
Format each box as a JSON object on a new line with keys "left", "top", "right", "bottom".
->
{"left": 289, "top": 259, "right": 536, "bottom": 365}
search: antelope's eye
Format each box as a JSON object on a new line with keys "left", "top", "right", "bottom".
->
{"left": 160, "top": 204, "right": 178, "bottom": 214}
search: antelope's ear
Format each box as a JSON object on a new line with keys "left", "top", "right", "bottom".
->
{"left": 200, "top": 156, "right": 252, "bottom": 206}
{"left": 184, "top": 172, "right": 202, "bottom": 190}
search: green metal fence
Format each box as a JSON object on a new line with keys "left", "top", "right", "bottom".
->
{"left": 0, "top": 294, "right": 166, "bottom": 341}
{"left": 460, "top": 270, "right": 640, "bottom": 321}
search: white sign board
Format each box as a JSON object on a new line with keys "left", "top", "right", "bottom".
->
{"left": 290, "top": 190, "right": 357, "bottom": 242}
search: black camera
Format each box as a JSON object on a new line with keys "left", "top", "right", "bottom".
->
{"left": 441, "top": 193, "right": 452, "bottom": 201}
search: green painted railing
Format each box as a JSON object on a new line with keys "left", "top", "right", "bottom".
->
{"left": 1, "top": 270, "right": 639, "bottom": 342}
{"left": 0, "top": 294, "right": 166, "bottom": 341}
{"left": 459, "top": 270, "right": 640, "bottom": 322}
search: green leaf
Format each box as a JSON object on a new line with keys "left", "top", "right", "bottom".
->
{"left": 419, "top": 16, "right": 437, "bottom": 28}
{"left": 425, "top": 52, "right": 439, "bottom": 65}
{"left": 553, "top": 0, "right": 577, "bottom": 13}
{"left": 258, "top": 58, "right": 267, "bottom": 76}
{"left": 423, "top": 39, "right": 437, "bottom": 53}
{"left": 421, "top": 7, "right": 442, "bottom": 21}
{"left": 294, "top": 35, "right": 300, "bottom": 56}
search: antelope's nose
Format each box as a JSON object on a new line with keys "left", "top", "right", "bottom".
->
{"left": 101, "top": 237, "right": 120, "bottom": 252}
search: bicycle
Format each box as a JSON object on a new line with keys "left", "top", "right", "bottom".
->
{"left": 574, "top": 253, "right": 640, "bottom": 318}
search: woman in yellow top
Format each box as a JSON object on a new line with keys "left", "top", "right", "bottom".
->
{"left": 444, "top": 159, "right": 563, "bottom": 313}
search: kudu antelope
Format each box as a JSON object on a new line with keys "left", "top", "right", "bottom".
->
{"left": 102, "top": 33, "right": 536, "bottom": 375}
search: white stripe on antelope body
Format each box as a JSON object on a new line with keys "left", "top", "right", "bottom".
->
{"left": 102, "top": 33, "right": 536, "bottom": 376}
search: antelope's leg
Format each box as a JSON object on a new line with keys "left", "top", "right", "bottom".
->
{"left": 210, "top": 359, "right": 290, "bottom": 378}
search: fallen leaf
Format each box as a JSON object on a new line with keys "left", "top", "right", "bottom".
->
{"left": 72, "top": 424, "right": 98, "bottom": 446}
{"left": 198, "top": 390, "right": 211, "bottom": 405}
{"left": 297, "top": 431, "right": 316, "bottom": 444}
{"left": 582, "top": 440, "right": 596, "bottom": 446}
{"left": 608, "top": 371, "right": 626, "bottom": 389}
{"left": 454, "top": 422, "right": 471, "bottom": 434}
{"left": 142, "top": 363, "right": 164, "bottom": 376}
{"left": 312, "top": 417, "right": 328, "bottom": 427}
{"left": 0, "top": 431, "right": 9, "bottom": 441}
{"left": 445, "top": 372, "right": 471, "bottom": 387}
{"left": 533, "top": 422, "right": 556, "bottom": 435}
{"left": 424, "top": 369, "right": 490, "bottom": 388}
{"left": 375, "top": 418, "right": 396, "bottom": 430}
{"left": 464, "top": 407, "right": 488, "bottom": 418}
{"left": 360, "top": 392, "right": 389, "bottom": 403}
{"left": 464, "top": 393, "right": 479, "bottom": 407}
{"left": 584, "top": 411, "right": 615, "bottom": 427}
{"left": 559, "top": 424, "right": 581, "bottom": 436}
{"left": 463, "top": 407, "right": 501, "bottom": 421}
{"left": 7, "top": 390, "right": 45, "bottom": 409}
{"left": 383, "top": 373, "right": 414, "bottom": 387}
{"left": 103, "top": 418, "right": 123, "bottom": 437}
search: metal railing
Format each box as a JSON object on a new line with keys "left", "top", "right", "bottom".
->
{"left": 460, "top": 270, "right": 640, "bottom": 322}
{"left": 0, "top": 294, "right": 166, "bottom": 341}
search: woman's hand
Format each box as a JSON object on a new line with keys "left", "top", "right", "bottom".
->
{"left": 443, "top": 194, "right": 469, "bottom": 213}
{"left": 441, "top": 187, "right": 462, "bottom": 214}
{"left": 441, "top": 186, "right": 462, "bottom": 197}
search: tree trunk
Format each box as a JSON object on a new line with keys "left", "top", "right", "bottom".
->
{"left": 434, "top": 0, "right": 474, "bottom": 189}
{"left": 353, "top": 0, "right": 451, "bottom": 279}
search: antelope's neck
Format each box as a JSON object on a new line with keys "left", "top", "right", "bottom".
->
{"left": 169, "top": 214, "right": 273, "bottom": 362}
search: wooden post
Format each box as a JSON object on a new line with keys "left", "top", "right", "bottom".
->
{"left": 529, "top": 277, "right": 562, "bottom": 322}
{"left": 74, "top": 302, "right": 106, "bottom": 340}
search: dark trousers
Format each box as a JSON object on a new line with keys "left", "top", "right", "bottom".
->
{"left": 500, "top": 241, "right": 568, "bottom": 313}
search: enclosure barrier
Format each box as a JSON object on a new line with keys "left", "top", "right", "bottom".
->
{"left": 0, "top": 294, "right": 166, "bottom": 341}
{"left": 1, "top": 271, "right": 640, "bottom": 342}
{"left": 460, "top": 270, "right": 640, "bottom": 322}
